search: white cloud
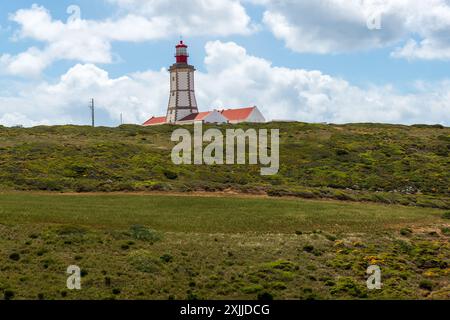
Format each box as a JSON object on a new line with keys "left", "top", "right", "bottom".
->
{"left": 107, "top": 0, "right": 254, "bottom": 37}
{"left": 0, "top": 47, "right": 54, "bottom": 77}
{"left": 4, "top": 0, "right": 450, "bottom": 79}
{"left": 0, "top": 2, "right": 253, "bottom": 77}
{"left": 0, "top": 64, "right": 167, "bottom": 126}
{"left": 256, "top": 0, "right": 450, "bottom": 60}
{"left": 198, "top": 41, "right": 450, "bottom": 124}
{"left": 1, "top": 41, "right": 449, "bottom": 127}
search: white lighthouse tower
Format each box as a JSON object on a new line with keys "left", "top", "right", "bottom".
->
{"left": 142, "top": 41, "right": 266, "bottom": 126}
{"left": 166, "top": 41, "right": 199, "bottom": 123}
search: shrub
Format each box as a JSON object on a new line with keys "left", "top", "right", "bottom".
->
{"left": 336, "top": 149, "right": 349, "bottom": 156}
{"left": 324, "top": 233, "right": 337, "bottom": 241}
{"left": 186, "top": 292, "right": 199, "bottom": 300}
{"left": 331, "top": 277, "right": 367, "bottom": 298}
{"left": 65, "top": 163, "right": 93, "bottom": 178}
{"left": 412, "top": 124, "right": 444, "bottom": 129}
{"left": 266, "top": 260, "right": 297, "bottom": 272}
{"left": 394, "top": 240, "right": 412, "bottom": 253}
{"left": 56, "top": 225, "right": 87, "bottom": 236}
{"left": 27, "top": 178, "right": 66, "bottom": 191}
{"left": 163, "top": 169, "right": 178, "bottom": 180}
{"left": 37, "top": 249, "right": 47, "bottom": 256}
{"left": 112, "top": 288, "right": 121, "bottom": 295}
{"left": 9, "top": 253, "right": 20, "bottom": 261}
{"left": 160, "top": 254, "right": 173, "bottom": 263}
{"left": 129, "top": 225, "right": 162, "bottom": 243}
{"left": 129, "top": 250, "right": 162, "bottom": 273}
{"left": 303, "top": 244, "right": 314, "bottom": 253}
{"left": 292, "top": 190, "right": 317, "bottom": 199}
{"left": 149, "top": 182, "right": 172, "bottom": 192}
{"left": 272, "top": 282, "right": 287, "bottom": 290}
{"left": 267, "top": 188, "right": 292, "bottom": 197}
{"left": 419, "top": 280, "right": 433, "bottom": 291}
{"left": 442, "top": 211, "right": 450, "bottom": 219}
{"left": 241, "top": 285, "right": 263, "bottom": 294}
{"left": 400, "top": 228, "right": 413, "bottom": 236}
{"left": 257, "top": 292, "right": 274, "bottom": 301}
{"left": 73, "top": 180, "right": 100, "bottom": 192}
{"left": 4, "top": 290, "right": 15, "bottom": 300}
{"left": 415, "top": 257, "right": 445, "bottom": 269}
{"left": 325, "top": 280, "right": 336, "bottom": 287}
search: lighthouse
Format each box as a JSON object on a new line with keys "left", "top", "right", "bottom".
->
{"left": 143, "top": 41, "right": 266, "bottom": 126}
{"left": 166, "top": 41, "right": 199, "bottom": 123}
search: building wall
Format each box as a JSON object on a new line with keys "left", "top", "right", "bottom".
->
{"left": 247, "top": 107, "right": 266, "bottom": 123}
{"left": 203, "top": 111, "right": 228, "bottom": 124}
{"left": 166, "top": 66, "right": 199, "bottom": 123}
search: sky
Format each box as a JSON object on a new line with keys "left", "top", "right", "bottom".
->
{"left": 0, "top": 0, "right": 450, "bottom": 127}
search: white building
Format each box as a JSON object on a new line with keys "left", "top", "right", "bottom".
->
{"left": 143, "top": 41, "right": 266, "bottom": 126}
{"left": 176, "top": 110, "right": 228, "bottom": 125}
{"left": 166, "top": 41, "right": 199, "bottom": 123}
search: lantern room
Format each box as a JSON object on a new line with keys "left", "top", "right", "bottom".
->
{"left": 175, "top": 40, "right": 189, "bottom": 64}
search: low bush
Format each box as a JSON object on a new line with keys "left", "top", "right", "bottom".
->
{"left": 160, "top": 254, "right": 173, "bottom": 263}
{"left": 129, "top": 250, "right": 162, "bottom": 273}
{"left": 257, "top": 292, "right": 274, "bottom": 301}
{"left": 4, "top": 290, "right": 15, "bottom": 300}
{"left": 331, "top": 277, "right": 367, "bottom": 298}
{"left": 419, "top": 280, "right": 434, "bottom": 291}
{"left": 400, "top": 228, "right": 413, "bottom": 236}
{"left": 9, "top": 253, "right": 20, "bottom": 261}
{"left": 129, "top": 225, "right": 162, "bottom": 243}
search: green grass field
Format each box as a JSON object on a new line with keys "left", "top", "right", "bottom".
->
{"left": 0, "top": 193, "right": 448, "bottom": 300}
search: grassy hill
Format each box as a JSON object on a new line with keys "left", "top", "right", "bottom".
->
{"left": 0, "top": 122, "right": 449, "bottom": 208}
{"left": 0, "top": 123, "right": 449, "bottom": 300}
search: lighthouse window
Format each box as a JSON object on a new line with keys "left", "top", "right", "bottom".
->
{"left": 177, "top": 47, "right": 187, "bottom": 56}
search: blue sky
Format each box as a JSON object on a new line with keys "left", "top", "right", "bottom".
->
{"left": 0, "top": 0, "right": 449, "bottom": 126}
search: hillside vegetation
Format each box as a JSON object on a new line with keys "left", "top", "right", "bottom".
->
{"left": 0, "top": 122, "right": 448, "bottom": 208}
{"left": 0, "top": 193, "right": 448, "bottom": 300}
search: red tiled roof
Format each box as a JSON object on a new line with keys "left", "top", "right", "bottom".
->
{"left": 143, "top": 116, "right": 166, "bottom": 126}
{"left": 179, "top": 111, "right": 212, "bottom": 122}
{"left": 220, "top": 107, "right": 255, "bottom": 121}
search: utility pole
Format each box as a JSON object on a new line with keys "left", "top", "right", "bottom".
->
{"left": 89, "top": 98, "right": 95, "bottom": 127}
